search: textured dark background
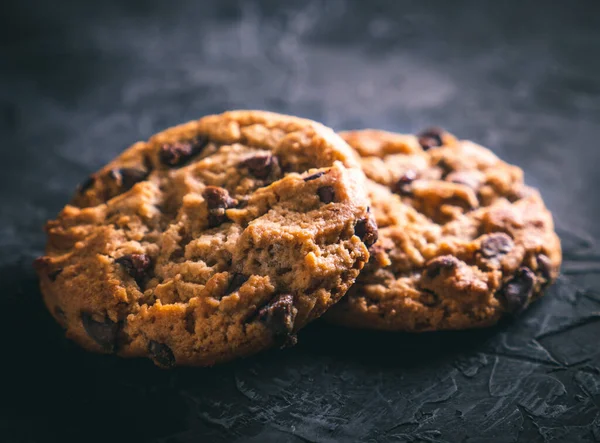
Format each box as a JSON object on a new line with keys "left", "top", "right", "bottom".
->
{"left": 1, "top": 1, "right": 600, "bottom": 442}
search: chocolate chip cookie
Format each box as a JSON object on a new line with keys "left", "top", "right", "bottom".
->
{"left": 325, "top": 128, "right": 561, "bottom": 331}
{"left": 34, "top": 110, "right": 375, "bottom": 366}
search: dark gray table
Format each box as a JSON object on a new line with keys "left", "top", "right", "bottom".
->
{"left": 1, "top": 1, "right": 599, "bottom": 442}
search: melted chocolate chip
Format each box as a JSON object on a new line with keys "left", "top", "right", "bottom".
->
{"left": 537, "top": 254, "right": 553, "bottom": 281}
{"left": 393, "top": 170, "right": 417, "bottom": 196}
{"left": 159, "top": 136, "right": 209, "bottom": 167}
{"left": 203, "top": 186, "right": 237, "bottom": 228}
{"left": 148, "top": 340, "right": 176, "bottom": 368}
{"left": 304, "top": 171, "right": 325, "bottom": 182}
{"left": 115, "top": 254, "right": 152, "bottom": 284}
{"left": 48, "top": 268, "right": 63, "bottom": 281}
{"left": 241, "top": 153, "right": 279, "bottom": 179}
{"left": 81, "top": 312, "right": 120, "bottom": 352}
{"left": 424, "top": 255, "right": 459, "bottom": 279}
{"left": 317, "top": 186, "right": 335, "bottom": 204}
{"left": 258, "top": 293, "right": 297, "bottom": 337}
{"left": 500, "top": 267, "right": 535, "bottom": 313}
{"left": 225, "top": 273, "right": 248, "bottom": 296}
{"left": 354, "top": 216, "right": 379, "bottom": 247}
{"left": 110, "top": 168, "right": 149, "bottom": 191}
{"left": 481, "top": 233, "right": 514, "bottom": 259}
{"left": 78, "top": 176, "right": 96, "bottom": 193}
{"left": 417, "top": 127, "right": 444, "bottom": 151}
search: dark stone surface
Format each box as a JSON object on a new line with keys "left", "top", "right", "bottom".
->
{"left": 1, "top": 1, "right": 600, "bottom": 442}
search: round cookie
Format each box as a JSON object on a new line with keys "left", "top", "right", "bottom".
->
{"left": 325, "top": 128, "right": 561, "bottom": 331}
{"left": 34, "top": 110, "right": 376, "bottom": 366}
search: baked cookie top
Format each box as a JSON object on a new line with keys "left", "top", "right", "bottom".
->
{"left": 325, "top": 128, "right": 561, "bottom": 331}
{"left": 34, "top": 110, "right": 375, "bottom": 366}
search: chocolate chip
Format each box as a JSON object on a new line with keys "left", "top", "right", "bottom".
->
{"left": 481, "top": 233, "right": 514, "bottom": 259}
{"left": 207, "top": 213, "right": 228, "bottom": 229}
{"left": 49, "top": 268, "right": 63, "bottom": 281}
{"left": 537, "top": 254, "right": 553, "bottom": 281}
{"left": 258, "top": 293, "right": 297, "bottom": 337}
{"left": 115, "top": 254, "right": 152, "bottom": 284}
{"left": 225, "top": 273, "right": 248, "bottom": 296}
{"left": 304, "top": 171, "right": 325, "bottom": 182}
{"left": 417, "top": 127, "right": 444, "bottom": 151}
{"left": 424, "top": 255, "right": 459, "bottom": 279}
{"left": 420, "top": 290, "right": 440, "bottom": 307}
{"left": 184, "top": 310, "right": 196, "bottom": 334}
{"left": 317, "top": 186, "right": 335, "bottom": 204}
{"left": 110, "top": 168, "right": 149, "bottom": 191}
{"left": 500, "top": 267, "right": 535, "bottom": 313}
{"left": 147, "top": 340, "right": 176, "bottom": 368}
{"left": 241, "top": 153, "right": 279, "bottom": 179}
{"left": 354, "top": 216, "right": 379, "bottom": 247}
{"left": 203, "top": 186, "right": 237, "bottom": 228}
{"left": 78, "top": 176, "right": 95, "bottom": 193}
{"left": 203, "top": 186, "right": 236, "bottom": 209}
{"left": 393, "top": 170, "right": 417, "bottom": 196}
{"left": 437, "top": 158, "right": 454, "bottom": 177}
{"left": 159, "top": 136, "right": 209, "bottom": 167}
{"left": 81, "top": 312, "right": 120, "bottom": 352}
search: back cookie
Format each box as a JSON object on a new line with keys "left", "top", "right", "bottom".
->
{"left": 326, "top": 128, "right": 561, "bottom": 331}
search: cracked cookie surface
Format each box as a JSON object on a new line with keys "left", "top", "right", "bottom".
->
{"left": 34, "top": 110, "right": 374, "bottom": 366}
{"left": 325, "top": 129, "right": 561, "bottom": 331}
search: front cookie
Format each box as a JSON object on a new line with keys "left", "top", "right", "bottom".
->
{"left": 34, "top": 111, "right": 375, "bottom": 366}
{"left": 326, "top": 129, "right": 561, "bottom": 331}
